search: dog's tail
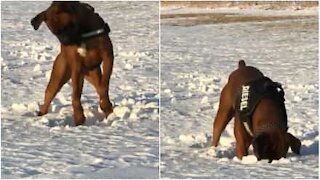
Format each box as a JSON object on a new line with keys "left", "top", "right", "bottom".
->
{"left": 238, "top": 60, "right": 246, "bottom": 68}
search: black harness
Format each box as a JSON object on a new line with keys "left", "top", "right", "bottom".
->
{"left": 238, "top": 76, "right": 288, "bottom": 136}
{"left": 81, "top": 23, "right": 111, "bottom": 39}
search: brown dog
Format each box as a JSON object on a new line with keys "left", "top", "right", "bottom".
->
{"left": 31, "top": 1, "right": 113, "bottom": 126}
{"left": 211, "top": 60, "right": 301, "bottom": 163}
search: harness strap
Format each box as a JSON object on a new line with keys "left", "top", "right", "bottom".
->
{"left": 81, "top": 28, "right": 105, "bottom": 39}
{"left": 243, "top": 121, "right": 254, "bottom": 136}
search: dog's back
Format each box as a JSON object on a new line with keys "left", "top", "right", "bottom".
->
{"left": 227, "top": 60, "right": 264, "bottom": 96}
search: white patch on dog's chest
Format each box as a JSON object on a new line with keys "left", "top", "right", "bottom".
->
{"left": 77, "top": 43, "right": 87, "bottom": 57}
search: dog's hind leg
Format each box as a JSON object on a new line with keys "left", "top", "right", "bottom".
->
{"left": 85, "top": 68, "right": 102, "bottom": 90}
{"left": 99, "top": 38, "right": 114, "bottom": 118}
{"left": 38, "top": 54, "right": 70, "bottom": 116}
{"left": 85, "top": 68, "right": 111, "bottom": 114}
{"left": 71, "top": 68, "right": 85, "bottom": 126}
{"left": 211, "top": 84, "right": 235, "bottom": 146}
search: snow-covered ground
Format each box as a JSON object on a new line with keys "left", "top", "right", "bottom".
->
{"left": 160, "top": 7, "right": 318, "bottom": 178}
{"left": 1, "top": 1, "right": 159, "bottom": 178}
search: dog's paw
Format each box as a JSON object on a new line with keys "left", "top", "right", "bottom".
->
{"left": 207, "top": 146, "right": 219, "bottom": 157}
{"left": 37, "top": 110, "right": 48, "bottom": 116}
{"left": 104, "top": 113, "right": 116, "bottom": 126}
{"left": 37, "top": 111, "right": 44, "bottom": 116}
{"left": 206, "top": 146, "right": 235, "bottom": 158}
{"left": 37, "top": 104, "right": 48, "bottom": 116}
{"left": 240, "top": 155, "right": 258, "bottom": 164}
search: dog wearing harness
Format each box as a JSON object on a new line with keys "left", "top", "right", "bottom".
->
{"left": 238, "top": 76, "right": 288, "bottom": 137}
{"left": 31, "top": 1, "right": 114, "bottom": 126}
{"left": 211, "top": 60, "right": 301, "bottom": 162}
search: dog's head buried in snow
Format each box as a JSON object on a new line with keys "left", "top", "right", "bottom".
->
{"left": 211, "top": 60, "right": 301, "bottom": 163}
{"left": 31, "top": 1, "right": 114, "bottom": 126}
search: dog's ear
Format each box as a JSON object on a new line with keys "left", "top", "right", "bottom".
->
{"left": 286, "top": 132, "right": 301, "bottom": 155}
{"left": 31, "top": 11, "right": 46, "bottom": 30}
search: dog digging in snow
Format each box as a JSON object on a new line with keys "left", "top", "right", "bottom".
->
{"left": 31, "top": 1, "right": 113, "bottom": 126}
{"left": 211, "top": 60, "right": 301, "bottom": 163}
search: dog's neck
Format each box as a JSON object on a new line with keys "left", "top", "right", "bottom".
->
{"left": 253, "top": 121, "right": 287, "bottom": 137}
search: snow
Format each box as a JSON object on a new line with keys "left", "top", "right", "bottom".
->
{"left": 1, "top": 1, "right": 159, "bottom": 178}
{"left": 161, "top": 6, "right": 317, "bottom": 17}
{"left": 160, "top": 7, "right": 318, "bottom": 178}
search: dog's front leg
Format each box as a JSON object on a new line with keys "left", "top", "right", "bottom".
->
{"left": 38, "top": 54, "right": 70, "bottom": 116}
{"left": 234, "top": 113, "right": 251, "bottom": 159}
{"left": 71, "top": 68, "right": 85, "bottom": 126}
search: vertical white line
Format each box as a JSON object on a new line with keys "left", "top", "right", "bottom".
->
{"left": 158, "top": 0, "right": 161, "bottom": 179}
{"left": 318, "top": 3, "right": 320, "bottom": 166}
{"left": 0, "top": 0, "right": 2, "bottom": 175}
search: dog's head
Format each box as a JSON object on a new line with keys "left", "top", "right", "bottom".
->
{"left": 31, "top": 1, "right": 94, "bottom": 45}
{"left": 252, "top": 131, "right": 301, "bottom": 163}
